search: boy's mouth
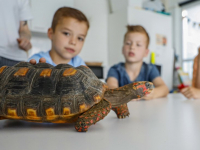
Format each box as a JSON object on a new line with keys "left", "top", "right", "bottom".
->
{"left": 128, "top": 52, "right": 135, "bottom": 57}
{"left": 65, "top": 48, "right": 75, "bottom": 53}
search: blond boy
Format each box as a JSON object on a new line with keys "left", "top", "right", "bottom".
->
{"left": 106, "top": 25, "right": 169, "bottom": 118}
{"left": 29, "top": 7, "right": 89, "bottom": 67}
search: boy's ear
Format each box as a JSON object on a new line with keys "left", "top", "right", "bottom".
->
{"left": 47, "top": 28, "right": 53, "bottom": 40}
{"left": 144, "top": 48, "right": 150, "bottom": 57}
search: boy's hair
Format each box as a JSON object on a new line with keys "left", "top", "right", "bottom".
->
{"left": 51, "top": 7, "right": 89, "bottom": 31}
{"left": 124, "top": 25, "right": 150, "bottom": 48}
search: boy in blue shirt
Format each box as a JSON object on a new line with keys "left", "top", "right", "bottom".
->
{"left": 106, "top": 25, "right": 169, "bottom": 118}
{"left": 29, "top": 7, "right": 89, "bottom": 67}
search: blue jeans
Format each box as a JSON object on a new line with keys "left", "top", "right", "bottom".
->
{"left": 0, "top": 56, "right": 20, "bottom": 67}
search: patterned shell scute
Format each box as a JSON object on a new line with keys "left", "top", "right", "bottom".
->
{"left": 57, "top": 65, "right": 105, "bottom": 114}
{"left": 0, "top": 62, "right": 106, "bottom": 120}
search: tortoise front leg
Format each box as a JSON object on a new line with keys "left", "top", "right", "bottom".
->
{"left": 75, "top": 99, "right": 111, "bottom": 132}
{"left": 112, "top": 103, "right": 130, "bottom": 119}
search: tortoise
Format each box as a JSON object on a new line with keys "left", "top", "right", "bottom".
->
{"left": 0, "top": 62, "right": 153, "bottom": 132}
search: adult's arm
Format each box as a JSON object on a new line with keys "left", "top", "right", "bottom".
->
{"left": 17, "top": 20, "right": 32, "bottom": 51}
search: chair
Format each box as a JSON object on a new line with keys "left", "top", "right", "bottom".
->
{"left": 192, "top": 47, "right": 200, "bottom": 88}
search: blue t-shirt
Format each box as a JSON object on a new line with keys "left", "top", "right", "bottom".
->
{"left": 106, "top": 62, "right": 160, "bottom": 87}
{"left": 28, "top": 50, "right": 86, "bottom": 67}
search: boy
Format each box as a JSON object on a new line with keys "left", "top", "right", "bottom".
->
{"left": 28, "top": 7, "right": 89, "bottom": 67}
{"left": 106, "top": 25, "right": 169, "bottom": 118}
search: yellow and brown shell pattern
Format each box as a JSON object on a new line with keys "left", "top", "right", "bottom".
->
{"left": 0, "top": 62, "right": 108, "bottom": 124}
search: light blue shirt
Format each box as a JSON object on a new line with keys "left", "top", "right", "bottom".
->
{"left": 28, "top": 50, "right": 86, "bottom": 67}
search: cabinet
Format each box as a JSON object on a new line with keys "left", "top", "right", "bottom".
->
{"left": 30, "top": 0, "right": 74, "bottom": 32}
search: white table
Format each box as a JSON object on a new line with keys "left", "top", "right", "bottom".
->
{"left": 0, "top": 93, "right": 200, "bottom": 150}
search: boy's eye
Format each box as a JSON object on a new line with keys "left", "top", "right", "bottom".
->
{"left": 137, "top": 44, "right": 141, "bottom": 47}
{"left": 63, "top": 32, "right": 70, "bottom": 36}
{"left": 78, "top": 37, "right": 84, "bottom": 41}
{"left": 125, "top": 42, "right": 131, "bottom": 45}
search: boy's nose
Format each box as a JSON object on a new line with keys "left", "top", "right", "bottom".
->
{"left": 130, "top": 44, "right": 135, "bottom": 49}
{"left": 69, "top": 37, "right": 76, "bottom": 45}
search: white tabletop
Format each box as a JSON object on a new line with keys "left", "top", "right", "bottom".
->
{"left": 0, "top": 93, "right": 200, "bottom": 150}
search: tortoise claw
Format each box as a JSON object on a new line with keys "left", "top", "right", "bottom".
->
{"left": 118, "top": 115, "right": 128, "bottom": 119}
{"left": 112, "top": 104, "right": 130, "bottom": 119}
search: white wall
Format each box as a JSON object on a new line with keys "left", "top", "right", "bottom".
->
{"left": 30, "top": 0, "right": 74, "bottom": 33}
{"left": 74, "top": 0, "right": 109, "bottom": 67}
{"left": 108, "top": 9, "right": 127, "bottom": 66}
{"left": 110, "top": 0, "right": 144, "bottom": 12}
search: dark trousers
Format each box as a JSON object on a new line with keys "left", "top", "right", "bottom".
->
{"left": 0, "top": 56, "right": 20, "bottom": 67}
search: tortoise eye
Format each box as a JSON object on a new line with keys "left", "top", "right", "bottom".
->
{"left": 145, "top": 82, "right": 150, "bottom": 88}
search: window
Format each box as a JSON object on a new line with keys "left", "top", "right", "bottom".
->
{"left": 182, "top": 7, "right": 200, "bottom": 79}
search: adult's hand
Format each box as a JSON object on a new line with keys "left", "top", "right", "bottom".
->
{"left": 17, "top": 38, "right": 32, "bottom": 51}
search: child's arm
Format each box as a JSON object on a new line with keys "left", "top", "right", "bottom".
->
{"left": 181, "top": 87, "right": 200, "bottom": 99}
{"left": 143, "top": 77, "right": 169, "bottom": 100}
{"left": 106, "top": 66, "right": 120, "bottom": 89}
{"left": 106, "top": 77, "right": 119, "bottom": 89}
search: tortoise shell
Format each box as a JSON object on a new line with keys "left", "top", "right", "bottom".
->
{"left": 0, "top": 62, "right": 107, "bottom": 123}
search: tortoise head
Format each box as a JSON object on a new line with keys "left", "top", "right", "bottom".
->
{"left": 132, "top": 81, "right": 154, "bottom": 98}
{"left": 104, "top": 81, "right": 154, "bottom": 107}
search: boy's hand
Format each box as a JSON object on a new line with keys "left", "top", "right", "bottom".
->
{"left": 29, "top": 58, "right": 46, "bottom": 65}
{"left": 181, "top": 87, "right": 200, "bottom": 99}
{"left": 142, "top": 90, "right": 155, "bottom": 100}
{"left": 142, "top": 94, "right": 154, "bottom": 100}
{"left": 17, "top": 38, "right": 32, "bottom": 51}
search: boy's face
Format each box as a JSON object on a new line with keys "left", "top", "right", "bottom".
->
{"left": 48, "top": 17, "right": 88, "bottom": 61}
{"left": 122, "top": 32, "right": 149, "bottom": 63}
